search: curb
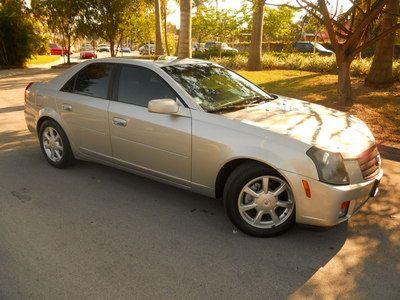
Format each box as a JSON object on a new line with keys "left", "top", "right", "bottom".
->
{"left": 378, "top": 144, "right": 400, "bottom": 162}
{"left": 51, "top": 63, "right": 78, "bottom": 70}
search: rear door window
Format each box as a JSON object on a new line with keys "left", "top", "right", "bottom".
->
{"left": 61, "top": 63, "right": 113, "bottom": 99}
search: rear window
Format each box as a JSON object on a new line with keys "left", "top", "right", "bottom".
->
{"left": 60, "top": 63, "right": 113, "bottom": 99}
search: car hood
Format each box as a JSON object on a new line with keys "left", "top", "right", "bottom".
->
{"left": 221, "top": 96, "right": 375, "bottom": 158}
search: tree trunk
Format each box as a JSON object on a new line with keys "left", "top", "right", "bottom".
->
{"left": 365, "top": 0, "right": 400, "bottom": 88}
{"left": 247, "top": 0, "right": 265, "bottom": 71}
{"left": 177, "top": 0, "right": 192, "bottom": 58}
{"left": 67, "top": 34, "right": 71, "bottom": 64}
{"left": 162, "top": 0, "right": 170, "bottom": 55}
{"left": 155, "top": 0, "right": 164, "bottom": 55}
{"left": 110, "top": 40, "right": 115, "bottom": 57}
{"left": 337, "top": 53, "right": 353, "bottom": 106}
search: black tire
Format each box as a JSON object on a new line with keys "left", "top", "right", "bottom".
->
{"left": 39, "top": 119, "right": 75, "bottom": 169}
{"left": 223, "top": 162, "right": 295, "bottom": 237}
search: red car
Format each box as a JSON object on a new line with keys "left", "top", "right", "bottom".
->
{"left": 79, "top": 46, "right": 97, "bottom": 59}
{"left": 49, "top": 43, "right": 70, "bottom": 56}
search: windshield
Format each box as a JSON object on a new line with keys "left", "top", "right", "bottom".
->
{"left": 162, "top": 64, "right": 273, "bottom": 112}
{"left": 81, "top": 46, "right": 93, "bottom": 51}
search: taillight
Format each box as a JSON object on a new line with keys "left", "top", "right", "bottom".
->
{"left": 25, "top": 82, "right": 34, "bottom": 102}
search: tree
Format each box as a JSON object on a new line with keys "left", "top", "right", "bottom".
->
{"left": 299, "top": 11, "right": 326, "bottom": 41}
{"left": 32, "top": 0, "right": 83, "bottom": 64}
{"left": 81, "top": 0, "right": 138, "bottom": 57}
{"left": 295, "top": 0, "right": 400, "bottom": 106}
{"left": 177, "top": 0, "right": 192, "bottom": 58}
{"left": 154, "top": 0, "right": 164, "bottom": 55}
{"left": 192, "top": 6, "right": 242, "bottom": 43}
{"left": 161, "top": 0, "right": 170, "bottom": 55}
{"left": 248, "top": 0, "right": 266, "bottom": 71}
{"left": 0, "top": 0, "right": 45, "bottom": 67}
{"left": 263, "top": 6, "right": 297, "bottom": 42}
{"left": 366, "top": 0, "right": 400, "bottom": 88}
{"left": 121, "top": 3, "right": 155, "bottom": 47}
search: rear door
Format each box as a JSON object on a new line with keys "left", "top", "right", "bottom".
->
{"left": 57, "top": 63, "right": 114, "bottom": 160}
{"left": 108, "top": 64, "right": 192, "bottom": 185}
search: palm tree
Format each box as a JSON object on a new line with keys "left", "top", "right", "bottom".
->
{"left": 247, "top": 0, "right": 265, "bottom": 71}
{"left": 154, "top": 0, "right": 164, "bottom": 55}
{"left": 365, "top": 0, "right": 399, "bottom": 87}
{"left": 161, "top": 0, "right": 170, "bottom": 55}
{"left": 177, "top": 0, "right": 192, "bottom": 58}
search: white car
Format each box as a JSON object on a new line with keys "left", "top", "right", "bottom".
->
{"left": 97, "top": 44, "right": 110, "bottom": 52}
{"left": 24, "top": 58, "right": 383, "bottom": 236}
{"left": 139, "top": 44, "right": 155, "bottom": 55}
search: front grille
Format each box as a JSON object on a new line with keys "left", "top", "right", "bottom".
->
{"left": 358, "top": 145, "right": 381, "bottom": 180}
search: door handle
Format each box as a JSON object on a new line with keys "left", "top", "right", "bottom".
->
{"left": 112, "top": 117, "right": 127, "bottom": 127}
{"left": 61, "top": 104, "right": 72, "bottom": 111}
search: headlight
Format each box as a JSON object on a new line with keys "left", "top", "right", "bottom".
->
{"left": 306, "top": 147, "right": 349, "bottom": 185}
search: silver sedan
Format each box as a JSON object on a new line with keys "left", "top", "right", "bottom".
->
{"left": 24, "top": 58, "right": 383, "bottom": 237}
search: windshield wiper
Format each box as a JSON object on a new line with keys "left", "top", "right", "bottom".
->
{"left": 210, "top": 95, "right": 276, "bottom": 114}
{"left": 211, "top": 100, "right": 267, "bottom": 113}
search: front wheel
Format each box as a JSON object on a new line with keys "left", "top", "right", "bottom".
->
{"left": 223, "top": 163, "right": 295, "bottom": 237}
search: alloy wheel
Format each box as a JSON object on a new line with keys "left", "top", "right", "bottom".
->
{"left": 238, "top": 175, "right": 294, "bottom": 229}
{"left": 42, "top": 126, "right": 64, "bottom": 163}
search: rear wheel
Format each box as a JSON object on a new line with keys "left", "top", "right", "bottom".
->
{"left": 39, "top": 120, "right": 75, "bottom": 168}
{"left": 223, "top": 162, "right": 295, "bottom": 237}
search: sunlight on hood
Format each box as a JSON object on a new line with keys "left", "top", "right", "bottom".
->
{"left": 222, "top": 96, "right": 375, "bottom": 159}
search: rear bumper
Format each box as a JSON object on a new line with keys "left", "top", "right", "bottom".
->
{"left": 280, "top": 169, "right": 383, "bottom": 227}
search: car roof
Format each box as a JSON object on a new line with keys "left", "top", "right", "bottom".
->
{"left": 88, "top": 57, "right": 213, "bottom": 68}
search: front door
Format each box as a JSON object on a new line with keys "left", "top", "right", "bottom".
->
{"left": 108, "top": 65, "right": 192, "bottom": 185}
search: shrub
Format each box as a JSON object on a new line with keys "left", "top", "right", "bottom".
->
{"left": 193, "top": 47, "right": 239, "bottom": 60}
{"left": 393, "top": 60, "right": 400, "bottom": 81}
{"left": 0, "top": 2, "right": 45, "bottom": 67}
{"left": 209, "top": 52, "right": 400, "bottom": 79}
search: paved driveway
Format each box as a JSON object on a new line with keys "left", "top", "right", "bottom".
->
{"left": 0, "top": 70, "right": 399, "bottom": 299}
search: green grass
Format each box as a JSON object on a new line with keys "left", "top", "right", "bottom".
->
{"left": 238, "top": 70, "right": 400, "bottom": 147}
{"left": 27, "top": 55, "right": 60, "bottom": 65}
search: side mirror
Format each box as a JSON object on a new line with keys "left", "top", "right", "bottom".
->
{"left": 148, "top": 99, "right": 179, "bottom": 115}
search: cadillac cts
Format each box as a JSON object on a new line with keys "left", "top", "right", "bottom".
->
{"left": 24, "top": 58, "right": 383, "bottom": 237}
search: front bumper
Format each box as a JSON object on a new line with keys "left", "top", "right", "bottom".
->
{"left": 280, "top": 169, "right": 383, "bottom": 227}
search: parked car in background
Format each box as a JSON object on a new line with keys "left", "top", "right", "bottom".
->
{"left": 192, "top": 43, "right": 205, "bottom": 52}
{"left": 49, "top": 43, "right": 70, "bottom": 56}
{"left": 79, "top": 46, "right": 97, "bottom": 59}
{"left": 293, "top": 41, "right": 334, "bottom": 56}
{"left": 204, "top": 41, "right": 239, "bottom": 53}
{"left": 139, "top": 44, "right": 155, "bottom": 55}
{"left": 97, "top": 44, "right": 110, "bottom": 52}
{"left": 220, "top": 43, "right": 239, "bottom": 53}
{"left": 25, "top": 58, "right": 382, "bottom": 237}
{"left": 120, "top": 46, "right": 131, "bottom": 53}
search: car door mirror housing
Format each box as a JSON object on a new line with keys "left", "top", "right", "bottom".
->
{"left": 148, "top": 99, "right": 179, "bottom": 114}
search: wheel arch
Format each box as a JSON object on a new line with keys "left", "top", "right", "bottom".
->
{"left": 214, "top": 158, "right": 286, "bottom": 199}
{"left": 36, "top": 115, "right": 57, "bottom": 135}
{"left": 36, "top": 114, "right": 78, "bottom": 154}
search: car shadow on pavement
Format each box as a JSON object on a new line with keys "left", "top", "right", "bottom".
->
{"left": 1, "top": 128, "right": 398, "bottom": 299}
{"left": 0, "top": 105, "right": 24, "bottom": 114}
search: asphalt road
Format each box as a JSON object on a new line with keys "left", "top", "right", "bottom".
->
{"left": 0, "top": 69, "right": 399, "bottom": 299}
